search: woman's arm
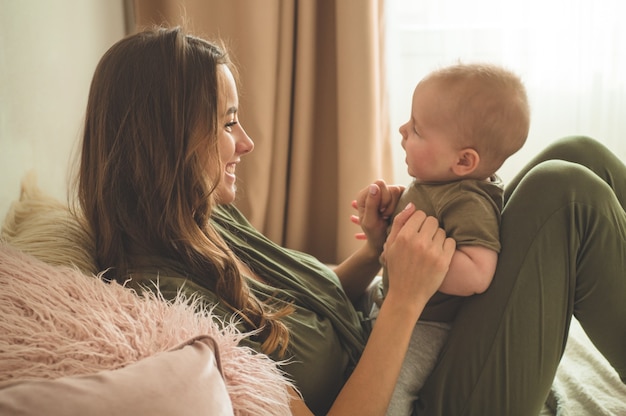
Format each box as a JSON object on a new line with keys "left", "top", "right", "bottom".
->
{"left": 289, "top": 288, "right": 427, "bottom": 416}
{"left": 332, "top": 242, "right": 383, "bottom": 303}
{"left": 293, "top": 205, "right": 455, "bottom": 415}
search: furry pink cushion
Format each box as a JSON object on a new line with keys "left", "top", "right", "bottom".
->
{"left": 0, "top": 243, "right": 293, "bottom": 415}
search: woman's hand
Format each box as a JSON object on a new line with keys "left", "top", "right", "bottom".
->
{"left": 382, "top": 203, "right": 456, "bottom": 312}
{"left": 351, "top": 180, "right": 405, "bottom": 253}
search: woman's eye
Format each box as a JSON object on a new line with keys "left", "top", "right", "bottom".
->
{"left": 225, "top": 120, "right": 238, "bottom": 130}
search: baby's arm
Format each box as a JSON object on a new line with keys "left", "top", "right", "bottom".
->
{"left": 437, "top": 245, "right": 497, "bottom": 296}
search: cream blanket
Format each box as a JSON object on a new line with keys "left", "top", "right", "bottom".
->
{"left": 545, "top": 319, "right": 626, "bottom": 415}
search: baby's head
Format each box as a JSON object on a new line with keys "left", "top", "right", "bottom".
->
{"left": 401, "top": 63, "right": 530, "bottom": 181}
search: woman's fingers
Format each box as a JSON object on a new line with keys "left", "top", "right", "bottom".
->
{"left": 380, "top": 203, "right": 418, "bottom": 265}
{"left": 385, "top": 203, "right": 420, "bottom": 243}
{"left": 383, "top": 206, "right": 455, "bottom": 303}
{"left": 416, "top": 215, "right": 444, "bottom": 241}
{"left": 353, "top": 180, "right": 405, "bottom": 223}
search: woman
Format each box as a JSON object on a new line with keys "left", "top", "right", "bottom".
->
{"left": 77, "top": 27, "right": 625, "bottom": 415}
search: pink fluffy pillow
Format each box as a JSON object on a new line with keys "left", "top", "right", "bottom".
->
{"left": 0, "top": 243, "right": 293, "bottom": 415}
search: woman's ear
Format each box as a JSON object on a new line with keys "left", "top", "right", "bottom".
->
{"left": 452, "top": 148, "right": 480, "bottom": 177}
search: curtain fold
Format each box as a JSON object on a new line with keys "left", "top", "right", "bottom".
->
{"left": 132, "top": 0, "right": 392, "bottom": 264}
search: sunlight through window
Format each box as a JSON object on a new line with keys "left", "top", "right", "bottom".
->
{"left": 385, "top": 0, "right": 626, "bottom": 183}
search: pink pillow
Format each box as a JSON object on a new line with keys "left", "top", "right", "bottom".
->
{"left": 0, "top": 336, "right": 234, "bottom": 416}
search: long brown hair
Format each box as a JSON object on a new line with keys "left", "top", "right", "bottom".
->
{"left": 77, "top": 27, "right": 290, "bottom": 356}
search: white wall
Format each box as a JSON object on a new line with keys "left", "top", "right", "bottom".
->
{"left": 0, "top": 0, "right": 127, "bottom": 220}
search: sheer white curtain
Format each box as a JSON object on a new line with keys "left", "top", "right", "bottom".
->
{"left": 385, "top": 0, "right": 626, "bottom": 184}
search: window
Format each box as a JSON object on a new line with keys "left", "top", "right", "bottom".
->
{"left": 385, "top": 0, "right": 626, "bottom": 184}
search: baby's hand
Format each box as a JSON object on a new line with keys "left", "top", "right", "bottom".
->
{"left": 350, "top": 180, "right": 405, "bottom": 250}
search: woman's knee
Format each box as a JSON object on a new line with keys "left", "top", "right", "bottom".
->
{"left": 516, "top": 159, "right": 613, "bottom": 206}
{"left": 541, "top": 135, "right": 610, "bottom": 166}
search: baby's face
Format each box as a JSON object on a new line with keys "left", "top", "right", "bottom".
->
{"left": 399, "top": 81, "right": 460, "bottom": 183}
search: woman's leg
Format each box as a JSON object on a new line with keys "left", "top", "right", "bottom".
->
{"left": 504, "top": 135, "right": 626, "bottom": 208}
{"left": 416, "top": 139, "right": 626, "bottom": 415}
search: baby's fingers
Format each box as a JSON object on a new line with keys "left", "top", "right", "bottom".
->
{"left": 377, "top": 183, "right": 405, "bottom": 218}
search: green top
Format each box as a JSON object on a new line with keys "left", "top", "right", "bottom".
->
{"left": 126, "top": 204, "right": 370, "bottom": 415}
{"left": 399, "top": 178, "right": 503, "bottom": 251}
{"left": 384, "top": 178, "right": 503, "bottom": 322}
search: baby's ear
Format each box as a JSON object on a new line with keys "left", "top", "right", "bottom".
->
{"left": 452, "top": 148, "right": 480, "bottom": 177}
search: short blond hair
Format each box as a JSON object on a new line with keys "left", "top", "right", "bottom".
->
{"left": 421, "top": 63, "right": 530, "bottom": 177}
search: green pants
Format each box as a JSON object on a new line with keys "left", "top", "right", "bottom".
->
{"left": 417, "top": 136, "right": 626, "bottom": 415}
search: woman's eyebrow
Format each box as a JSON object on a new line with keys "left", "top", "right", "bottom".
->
{"left": 225, "top": 106, "right": 238, "bottom": 116}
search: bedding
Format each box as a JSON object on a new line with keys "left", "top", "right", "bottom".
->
{"left": 546, "top": 319, "right": 626, "bottom": 415}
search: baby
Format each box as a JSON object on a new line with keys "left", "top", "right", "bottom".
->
{"left": 374, "top": 62, "right": 530, "bottom": 415}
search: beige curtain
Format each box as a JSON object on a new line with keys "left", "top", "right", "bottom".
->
{"left": 132, "top": 0, "right": 392, "bottom": 264}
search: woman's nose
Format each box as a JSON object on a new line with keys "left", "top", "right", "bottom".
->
{"left": 237, "top": 125, "right": 254, "bottom": 154}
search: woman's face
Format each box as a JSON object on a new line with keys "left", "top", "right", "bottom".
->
{"left": 214, "top": 65, "right": 254, "bottom": 204}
